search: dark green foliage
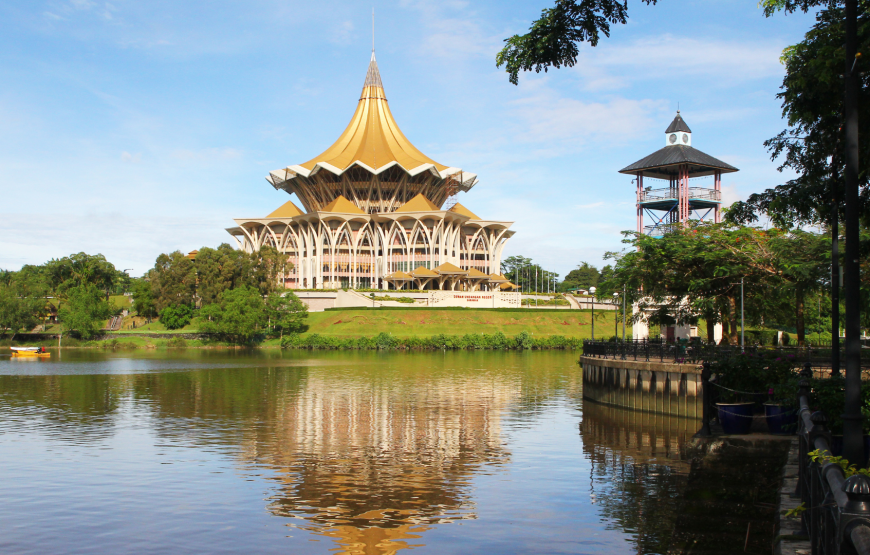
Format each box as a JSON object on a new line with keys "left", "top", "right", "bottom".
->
{"left": 496, "top": 0, "right": 657, "bottom": 85}
{"left": 166, "top": 336, "right": 188, "bottom": 349}
{"left": 131, "top": 278, "right": 157, "bottom": 318}
{"left": 560, "top": 262, "right": 611, "bottom": 292}
{"left": 44, "top": 252, "right": 118, "bottom": 298}
{"left": 159, "top": 304, "right": 193, "bottom": 330}
{"left": 265, "top": 290, "right": 308, "bottom": 337}
{"left": 713, "top": 352, "right": 798, "bottom": 403}
{"left": 805, "top": 375, "right": 870, "bottom": 434}
{"left": 727, "top": 2, "right": 870, "bottom": 228}
{"left": 200, "top": 286, "right": 266, "bottom": 344}
{"left": 0, "top": 271, "right": 48, "bottom": 337}
{"left": 58, "top": 284, "right": 112, "bottom": 339}
{"left": 150, "top": 252, "right": 196, "bottom": 311}
{"left": 279, "top": 331, "right": 580, "bottom": 351}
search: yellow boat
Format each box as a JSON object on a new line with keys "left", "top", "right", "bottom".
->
{"left": 10, "top": 347, "right": 50, "bottom": 358}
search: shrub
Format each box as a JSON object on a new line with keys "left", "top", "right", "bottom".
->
{"left": 159, "top": 304, "right": 193, "bottom": 330}
{"left": 167, "top": 336, "right": 188, "bottom": 348}
{"left": 515, "top": 330, "right": 533, "bottom": 350}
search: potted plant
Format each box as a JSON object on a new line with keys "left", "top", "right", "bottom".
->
{"left": 713, "top": 353, "right": 795, "bottom": 435}
{"left": 765, "top": 383, "right": 799, "bottom": 435}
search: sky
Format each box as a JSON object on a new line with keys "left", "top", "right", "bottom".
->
{"left": 0, "top": 0, "right": 820, "bottom": 278}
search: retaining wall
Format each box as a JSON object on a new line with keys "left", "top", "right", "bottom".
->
{"left": 580, "top": 355, "right": 704, "bottom": 418}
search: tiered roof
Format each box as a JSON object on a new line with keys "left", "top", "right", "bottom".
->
{"left": 267, "top": 53, "right": 477, "bottom": 189}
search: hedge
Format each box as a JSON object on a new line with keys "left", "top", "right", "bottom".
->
{"left": 280, "top": 331, "right": 581, "bottom": 351}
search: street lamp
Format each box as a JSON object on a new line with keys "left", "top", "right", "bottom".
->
{"left": 589, "top": 286, "right": 597, "bottom": 340}
{"left": 613, "top": 292, "right": 619, "bottom": 339}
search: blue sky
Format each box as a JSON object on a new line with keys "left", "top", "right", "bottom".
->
{"left": 0, "top": 0, "right": 818, "bottom": 277}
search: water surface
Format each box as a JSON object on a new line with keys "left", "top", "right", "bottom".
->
{"left": 0, "top": 350, "right": 699, "bottom": 554}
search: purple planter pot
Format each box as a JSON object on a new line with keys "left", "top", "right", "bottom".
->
{"left": 716, "top": 402, "right": 754, "bottom": 435}
{"left": 764, "top": 403, "right": 797, "bottom": 435}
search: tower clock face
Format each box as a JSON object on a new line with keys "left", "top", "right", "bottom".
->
{"left": 682, "top": 133, "right": 689, "bottom": 144}
{"left": 669, "top": 133, "right": 677, "bottom": 144}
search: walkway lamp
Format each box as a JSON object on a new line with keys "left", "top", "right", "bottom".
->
{"left": 622, "top": 284, "right": 626, "bottom": 341}
{"left": 589, "top": 286, "right": 597, "bottom": 340}
{"left": 613, "top": 292, "right": 619, "bottom": 339}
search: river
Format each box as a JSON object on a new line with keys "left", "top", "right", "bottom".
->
{"left": 0, "top": 350, "right": 724, "bottom": 554}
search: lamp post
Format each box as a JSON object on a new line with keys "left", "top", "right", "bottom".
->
{"left": 622, "top": 284, "right": 626, "bottom": 341}
{"left": 613, "top": 292, "right": 619, "bottom": 339}
{"left": 590, "top": 286, "right": 597, "bottom": 340}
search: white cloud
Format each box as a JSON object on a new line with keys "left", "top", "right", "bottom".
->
{"left": 120, "top": 151, "right": 141, "bottom": 163}
{"left": 572, "top": 34, "right": 785, "bottom": 90}
{"left": 329, "top": 20, "right": 354, "bottom": 46}
{"left": 170, "top": 147, "right": 243, "bottom": 163}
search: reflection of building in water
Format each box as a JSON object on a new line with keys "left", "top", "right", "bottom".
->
{"left": 580, "top": 402, "right": 694, "bottom": 555}
{"left": 239, "top": 373, "right": 520, "bottom": 555}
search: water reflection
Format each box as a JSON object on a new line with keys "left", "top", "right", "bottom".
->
{"left": 580, "top": 402, "right": 696, "bottom": 554}
{"left": 0, "top": 352, "right": 742, "bottom": 555}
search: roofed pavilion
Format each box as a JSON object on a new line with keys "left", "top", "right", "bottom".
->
{"left": 619, "top": 112, "right": 738, "bottom": 237}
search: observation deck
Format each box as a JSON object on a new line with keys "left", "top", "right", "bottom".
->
{"left": 639, "top": 187, "right": 721, "bottom": 211}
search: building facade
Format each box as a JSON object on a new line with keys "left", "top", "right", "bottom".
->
{"left": 228, "top": 53, "right": 515, "bottom": 290}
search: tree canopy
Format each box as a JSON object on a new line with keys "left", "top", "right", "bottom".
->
{"left": 601, "top": 223, "right": 831, "bottom": 345}
{"left": 727, "top": 2, "right": 870, "bottom": 228}
{"left": 497, "top": 0, "right": 656, "bottom": 85}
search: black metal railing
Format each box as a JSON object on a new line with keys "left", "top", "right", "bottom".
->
{"left": 582, "top": 339, "right": 870, "bottom": 374}
{"left": 795, "top": 366, "right": 870, "bottom": 555}
{"left": 583, "top": 338, "right": 756, "bottom": 364}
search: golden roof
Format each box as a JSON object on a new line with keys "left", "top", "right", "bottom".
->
{"left": 394, "top": 194, "right": 439, "bottom": 213}
{"left": 488, "top": 273, "right": 509, "bottom": 283}
{"left": 434, "top": 262, "right": 468, "bottom": 275}
{"left": 185, "top": 250, "right": 198, "bottom": 260}
{"left": 299, "top": 53, "right": 447, "bottom": 175}
{"left": 500, "top": 282, "right": 519, "bottom": 290}
{"left": 410, "top": 266, "right": 439, "bottom": 278}
{"left": 267, "top": 199, "right": 305, "bottom": 218}
{"left": 321, "top": 195, "right": 366, "bottom": 214}
{"left": 448, "top": 203, "right": 480, "bottom": 219}
{"left": 384, "top": 271, "right": 413, "bottom": 280}
{"left": 466, "top": 268, "right": 489, "bottom": 278}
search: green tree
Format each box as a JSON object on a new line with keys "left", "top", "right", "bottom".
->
{"left": 560, "top": 262, "right": 600, "bottom": 291}
{"left": 159, "top": 304, "right": 193, "bottom": 330}
{"left": 150, "top": 251, "right": 196, "bottom": 311}
{"left": 0, "top": 272, "right": 47, "bottom": 339}
{"left": 131, "top": 277, "right": 157, "bottom": 319}
{"left": 58, "top": 284, "right": 112, "bottom": 339}
{"left": 727, "top": 3, "right": 870, "bottom": 228}
{"left": 44, "top": 253, "right": 118, "bottom": 300}
{"left": 200, "top": 286, "right": 266, "bottom": 344}
{"left": 194, "top": 244, "right": 253, "bottom": 306}
{"left": 603, "top": 224, "right": 831, "bottom": 345}
{"left": 496, "top": 0, "right": 657, "bottom": 85}
{"left": 265, "top": 291, "right": 308, "bottom": 338}
{"left": 250, "top": 246, "right": 291, "bottom": 296}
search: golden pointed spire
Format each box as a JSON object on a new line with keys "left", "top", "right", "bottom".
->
{"left": 298, "top": 55, "right": 447, "bottom": 174}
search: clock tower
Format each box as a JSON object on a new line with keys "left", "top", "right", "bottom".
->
{"left": 665, "top": 111, "right": 692, "bottom": 147}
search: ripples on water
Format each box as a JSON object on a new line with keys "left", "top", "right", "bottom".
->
{"left": 0, "top": 350, "right": 698, "bottom": 555}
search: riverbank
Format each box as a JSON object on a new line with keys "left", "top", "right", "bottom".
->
{"left": 1, "top": 331, "right": 584, "bottom": 351}
{"left": 6, "top": 308, "right": 628, "bottom": 350}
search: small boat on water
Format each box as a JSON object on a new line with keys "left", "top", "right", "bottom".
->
{"left": 10, "top": 347, "right": 50, "bottom": 358}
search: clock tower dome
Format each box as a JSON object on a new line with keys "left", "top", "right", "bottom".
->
{"left": 665, "top": 110, "right": 692, "bottom": 147}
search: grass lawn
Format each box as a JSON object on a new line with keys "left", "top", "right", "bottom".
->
{"left": 109, "top": 295, "right": 132, "bottom": 309}
{"left": 303, "top": 308, "right": 628, "bottom": 339}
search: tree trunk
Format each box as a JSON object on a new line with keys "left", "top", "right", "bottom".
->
{"left": 796, "top": 285, "right": 806, "bottom": 347}
{"left": 707, "top": 317, "right": 716, "bottom": 344}
{"left": 728, "top": 295, "right": 739, "bottom": 346}
{"left": 720, "top": 308, "right": 730, "bottom": 345}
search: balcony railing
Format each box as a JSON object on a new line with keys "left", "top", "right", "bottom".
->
{"left": 640, "top": 187, "right": 721, "bottom": 203}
